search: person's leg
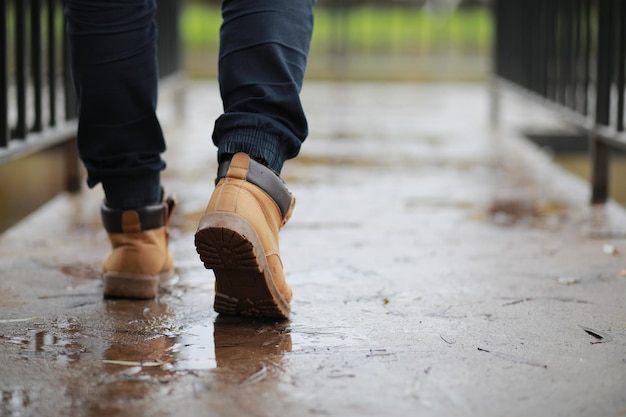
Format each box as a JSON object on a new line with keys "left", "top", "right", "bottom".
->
{"left": 195, "top": 0, "right": 315, "bottom": 319}
{"left": 213, "top": 0, "right": 314, "bottom": 173}
{"left": 66, "top": 0, "right": 175, "bottom": 299}
{"left": 66, "top": 0, "right": 165, "bottom": 209}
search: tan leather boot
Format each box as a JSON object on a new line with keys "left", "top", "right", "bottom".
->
{"left": 195, "top": 153, "right": 295, "bottom": 319}
{"left": 101, "top": 196, "right": 176, "bottom": 299}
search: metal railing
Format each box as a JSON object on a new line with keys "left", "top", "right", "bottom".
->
{"left": 0, "top": 0, "right": 182, "bottom": 184}
{"left": 0, "top": 0, "right": 182, "bottom": 233}
{"left": 0, "top": 0, "right": 181, "bottom": 191}
{"left": 493, "top": 0, "right": 626, "bottom": 205}
{"left": 0, "top": 0, "right": 77, "bottom": 168}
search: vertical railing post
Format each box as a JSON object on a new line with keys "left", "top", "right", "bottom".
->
{"left": 590, "top": 138, "right": 610, "bottom": 204}
{"left": 616, "top": 0, "right": 626, "bottom": 133}
{"left": 31, "top": 0, "right": 43, "bottom": 133}
{"left": 489, "top": 0, "right": 501, "bottom": 130}
{"left": 0, "top": 0, "right": 8, "bottom": 147}
{"left": 61, "top": 0, "right": 80, "bottom": 192}
{"left": 14, "top": 0, "right": 28, "bottom": 139}
{"left": 536, "top": 0, "right": 545, "bottom": 94}
{"left": 591, "top": 0, "right": 615, "bottom": 205}
{"left": 48, "top": 0, "right": 57, "bottom": 127}
{"left": 63, "top": 8, "right": 77, "bottom": 121}
{"left": 546, "top": 0, "right": 558, "bottom": 102}
{"left": 582, "top": 0, "right": 591, "bottom": 116}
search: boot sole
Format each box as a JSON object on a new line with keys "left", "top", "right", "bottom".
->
{"left": 194, "top": 212, "right": 290, "bottom": 319}
{"left": 103, "top": 269, "right": 174, "bottom": 299}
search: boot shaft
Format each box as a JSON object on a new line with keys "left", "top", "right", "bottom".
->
{"left": 206, "top": 154, "right": 295, "bottom": 254}
{"left": 101, "top": 196, "right": 176, "bottom": 285}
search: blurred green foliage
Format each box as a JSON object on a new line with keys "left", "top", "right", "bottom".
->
{"left": 182, "top": 3, "right": 492, "bottom": 56}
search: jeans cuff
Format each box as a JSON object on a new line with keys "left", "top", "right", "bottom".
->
{"left": 216, "top": 128, "right": 287, "bottom": 174}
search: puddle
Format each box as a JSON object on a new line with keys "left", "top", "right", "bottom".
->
{"left": 4, "top": 322, "right": 85, "bottom": 364}
{"left": 104, "top": 299, "right": 172, "bottom": 327}
{"left": 170, "top": 317, "right": 292, "bottom": 371}
{"left": 1, "top": 299, "right": 292, "bottom": 384}
{"left": 95, "top": 313, "right": 293, "bottom": 373}
{"left": 1, "top": 387, "right": 35, "bottom": 416}
{"left": 103, "top": 333, "right": 176, "bottom": 370}
{"left": 170, "top": 322, "right": 217, "bottom": 370}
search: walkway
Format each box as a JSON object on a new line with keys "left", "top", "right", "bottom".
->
{"left": 1, "top": 81, "right": 625, "bottom": 417}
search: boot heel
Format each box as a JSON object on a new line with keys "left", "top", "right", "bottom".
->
{"left": 195, "top": 211, "right": 289, "bottom": 318}
{"left": 103, "top": 272, "right": 160, "bottom": 299}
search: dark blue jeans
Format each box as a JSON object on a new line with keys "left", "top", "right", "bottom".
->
{"left": 66, "top": 0, "right": 314, "bottom": 209}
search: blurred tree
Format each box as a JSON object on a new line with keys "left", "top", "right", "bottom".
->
{"left": 186, "top": 0, "right": 487, "bottom": 7}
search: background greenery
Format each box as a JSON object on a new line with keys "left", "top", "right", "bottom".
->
{"left": 180, "top": 3, "right": 493, "bottom": 81}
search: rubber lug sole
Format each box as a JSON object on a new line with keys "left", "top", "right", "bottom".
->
{"left": 194, "top": 212, "right": 290, "bottom": 319}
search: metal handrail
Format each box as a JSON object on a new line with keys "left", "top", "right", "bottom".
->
{"left": 1, "top": 0, "right": 76, "bottom": 157}
{"left": 493, "top": 0, "right": 625, "bottom": 204}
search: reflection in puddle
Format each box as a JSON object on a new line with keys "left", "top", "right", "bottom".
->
{"left": 170, "top": 322, "right": 216, "bottom": 370}
{"left": 2, "top": 300, "right": 295, "bottom": 415}
{"left": 3, "top": 300, "right": 293, "bottom": 374}
{"left": 170, "top": 317, "right": 292, "bottom": 372}
{"left": 5, "top": 319, "right": 85, "bottom": 364}
{"left": 210, "top": 317, "right": 293, "bottom": 388}
{"left": 98, "top": 301, "right": 293, "bottom": 374}
{"left": 213, "top": 316, "right": 292, "bottom": 366}
{"left": 102, "top": 300, "right": 175, "bottom": 370}
{"left": 31, "top": 331, "right": 68, "bottom": 351}
{"left": 71, "top": 316, "right": 294, "bottom": 414}
{"left": 103, "top": 333, "right": 175, "bottom": 369}
{"left": 1, "top": 387, "right": 32, "bottom": 416}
